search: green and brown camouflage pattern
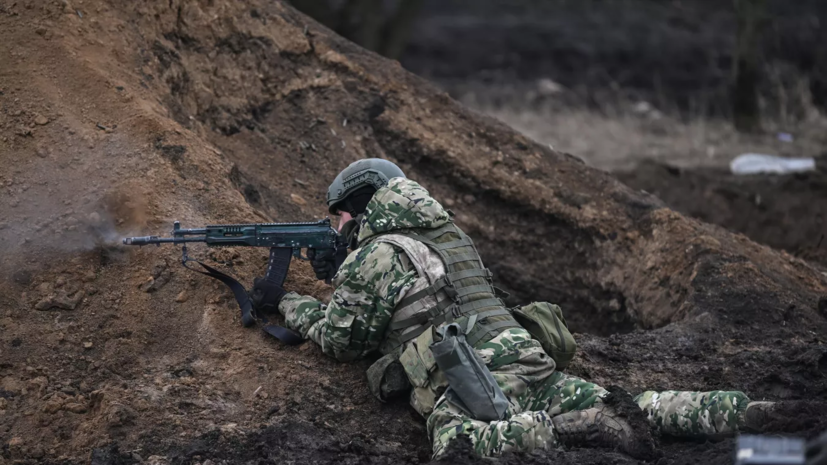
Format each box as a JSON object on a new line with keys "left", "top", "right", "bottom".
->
{"left": 279, "top": 241, "right": 418, "bottom": 361}
{"left": 278, "top": 177, "right": 757, "bottom": 458}
{"left": 634, "top": 390, "right": 749, "bottom": 437}
{"left": 428, "top": 327, "right": 607, "bottom": 457}
{"left": 431, "top": 339, "right": 753, "bottom": 458}
{"left": 430, "top": 399, "right": 556, "bottom": 458}
{"left": 357, "top": 177, "right": 451, "bottom": 243}
{"left": 279, "top": 178, "right": 448, "bottom": 361}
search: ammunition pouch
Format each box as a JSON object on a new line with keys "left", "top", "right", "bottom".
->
{"left": 398, "top": 326, "right": 448, "bottom": 415}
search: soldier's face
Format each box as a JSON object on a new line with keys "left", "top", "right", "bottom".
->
{"left": 337, "top": 211, "right": 353, "bottom": 232}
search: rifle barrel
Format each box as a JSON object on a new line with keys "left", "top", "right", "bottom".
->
{"left": 122, "top": 236, "right": 206, "bottom": 245}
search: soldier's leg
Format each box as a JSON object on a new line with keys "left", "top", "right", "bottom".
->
{"left": 634, "top": 390, "right": 750, "bottom": 437}
{"left": 427, "top": 395, "right": 556, "bottom": 458}
{"left": 523, "top": 370, "right": 609, "bottom": 415}
{"left": 521, "top": 372, "right": 657, "bottom": 460}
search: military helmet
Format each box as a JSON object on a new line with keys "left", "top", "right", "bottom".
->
{"left": 327, "top": 158, "right": 405, "bottom": 214}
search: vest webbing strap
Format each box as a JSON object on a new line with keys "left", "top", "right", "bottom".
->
{"left": 404, "top": 230, "right": 479, "bottom": 268}
{"left": 394, "top": 268, "right": 493, "bottom": 310}
{"left": 398, "top": 307, "right": 518, "bottom": 348}
{"left": 396, "top": 308, "right": 518, "bottom": 347}
{"left": 389, "top": 311, "right": 429, "bottom": 330}
{"left": 396, "top": 276, "right": 450, "bottom": 310}
{"left": 430, "top": 297, "right": 504, "bottom": 328}
{"left": 421, "top": 227, "right": 454, "bottom": 241}
{"left": 444, "top": 252, "right": 480, "bottom": 266}
{"left": 435, "top": 238, "right": 474, "bottom": 250}
{"left": 467, "top": 319, "right": 522, "bottom": 346}
{"left": 456, "top": 284, "right": 495, "bottom": 299}
{"left": 458, "top": 297, "right": 504, "bottom": 315}
{"left": 468, "top": 307, "right": 513, "bottom": 324}
{"left": 429, "top": 296, "right": 458, "bottom": 317}
{"left": 395, "top": 289, "right": 431, "bottom": 312}
{"left": 449, "top": 268, "right": 493, "bottom": 281}
{"left": 397, "top": 323, "right": 432, "bottom": 345}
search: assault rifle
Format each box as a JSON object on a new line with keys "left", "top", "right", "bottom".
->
{"left": 123, "top": 219, "right": 347, "bottom": 341}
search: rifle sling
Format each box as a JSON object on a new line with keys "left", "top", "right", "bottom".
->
{"left": 182, "top": 257, "right": 303, "bottom": 346}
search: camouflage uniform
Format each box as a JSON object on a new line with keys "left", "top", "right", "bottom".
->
{"left": 279, "top": 178, "right": 752, "bottom": 458}
{"left": 635, "top": 390, "right": 749, "bottom": 437}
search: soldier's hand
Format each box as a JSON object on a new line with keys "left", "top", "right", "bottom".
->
{"left": 307, "top": 248, "right": 338, "bottom": 283}
{"left": 807, "top": 430, "right": 827, "bottom": 465}
{"left": 249, "top": 276, "right": 286, "bottom": 313}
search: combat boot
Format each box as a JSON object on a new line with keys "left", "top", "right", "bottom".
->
{"left": 743, "top": 401, "right": 776, "bottom": 432}
{"left": 552, "top": 403, "right": 655, "bottom": 460}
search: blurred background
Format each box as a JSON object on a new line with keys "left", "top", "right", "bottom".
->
{"left": 289, "top": 0, "right": 827, "bottom": 171}
{"left": 289, "top": 0, "right": 827, "bottom": 267}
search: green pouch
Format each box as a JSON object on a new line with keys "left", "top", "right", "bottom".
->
{"left": 512, "top": 302, "right": 577, "bottom": 369}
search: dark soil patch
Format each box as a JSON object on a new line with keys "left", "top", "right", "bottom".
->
{"left": 617, "top": 161, "right": 827, "bottom": 268}
{"left": 84, "top": 420, "right": 423, "bottom": 465}
{"left": 760, "top": 401, "right": 827, "bottom": 438}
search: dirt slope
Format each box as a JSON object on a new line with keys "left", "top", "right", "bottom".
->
{"left": 1, "top": 1, "right": 826, "bottom": 464}
{"left": 618, "top": 161, "right": 827, "bottom": 269}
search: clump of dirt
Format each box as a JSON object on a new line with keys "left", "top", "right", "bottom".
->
{"left": 603, "top": 387, "right": 659, "bottom": 461}
{"left": 1, "top": 1, "right": 826, "bottom": 465}
{"left": 760, "top": 401, "right": 827, "bottom": 437}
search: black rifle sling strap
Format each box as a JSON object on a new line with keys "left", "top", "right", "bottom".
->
{"left": 182, "top": 258, "right": 255, "bottom": 325}
{"left": 180, "top": 246, "right": 304, "bottom": 345}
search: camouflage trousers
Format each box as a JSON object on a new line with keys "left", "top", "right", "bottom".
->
{"left": 427, "top": 332, "right": 751, "bottom": 458}
{"left": 635, "top": 390, "right": 749, "bottom": 437}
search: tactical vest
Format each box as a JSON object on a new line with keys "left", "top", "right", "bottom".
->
{"left": 365, "top": 222, "right": 523, "bottom": 416}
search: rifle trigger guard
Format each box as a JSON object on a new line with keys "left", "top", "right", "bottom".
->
{"left": 293, "top": 248, "right": 310, "bottom": 261}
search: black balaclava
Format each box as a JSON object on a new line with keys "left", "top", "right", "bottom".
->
{"left": 336, "top": 186, "right": 377, "bottom": 250}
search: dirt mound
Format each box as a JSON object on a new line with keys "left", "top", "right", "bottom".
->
{"left": 1, "top": 1, "right": 826, "bottom": 464}
{"left": 618, "top": 161, "right": 827, "bottom": 269}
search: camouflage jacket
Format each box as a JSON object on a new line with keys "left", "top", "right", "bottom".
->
{"left": 278, "top": 178, "right": 452, "bottom": 361}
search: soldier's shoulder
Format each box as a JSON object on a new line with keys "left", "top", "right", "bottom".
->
{"left": 343, "top": 241, "right": 403, "bottom": 273}
{"left": 334, "top": 241, "right": 409, "bottom": 289}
